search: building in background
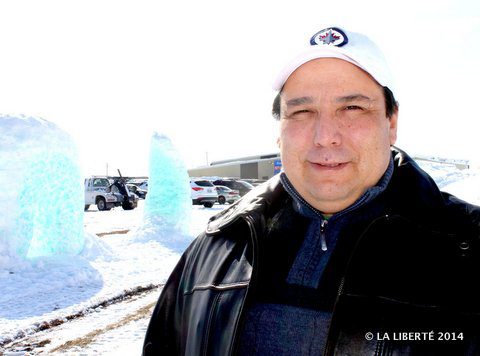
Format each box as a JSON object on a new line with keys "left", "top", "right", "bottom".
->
{"left": 188, "top": 153, "right": 281, "bottom": 180}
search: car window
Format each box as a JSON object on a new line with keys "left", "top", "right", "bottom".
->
{"left": 195, "top": 180, "right": 214, "bottom": 187}
{"left": 232, "top": 182, "right": 243, "bottom": 189}
{"left": 238, "top": 181, "right": 254, "bottom": 189}
{"left": 93, "top": 178, "right": 109, "bottom": 187}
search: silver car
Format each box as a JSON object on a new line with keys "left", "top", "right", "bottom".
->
{"left": 215, "top": 185, "right": 240, "bottom": 205}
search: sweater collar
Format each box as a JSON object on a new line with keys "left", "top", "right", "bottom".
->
{"left": 280, "top": 156, "right": 394, "bottom": 220}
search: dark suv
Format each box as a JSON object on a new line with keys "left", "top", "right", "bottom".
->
{"left": 212, "top": 179, "right": 254, "bottom": 197}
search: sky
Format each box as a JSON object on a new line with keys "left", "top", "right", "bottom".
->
{"left": 0, "top": 0, "right": 479, "bottom": 176}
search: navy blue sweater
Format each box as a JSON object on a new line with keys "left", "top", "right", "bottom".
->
{"left": 238, "top": 159, "right": 394, "bottom": 355}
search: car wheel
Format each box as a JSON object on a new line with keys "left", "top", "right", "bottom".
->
{"left": 84, "top": 205, "right": 90, "bottom": 211}
{"left": 218, "top": 196, "right": 226, "bottom": 205}
{"left": 96, "top": 198, "right": 107, "bottom": 211}
{"left": 203, "top": 202, "right": 214, "bottom": 208}
{"left": 122, "top": 201, "right": 135, "bottom": 210}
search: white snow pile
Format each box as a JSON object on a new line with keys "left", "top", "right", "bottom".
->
{"left": 417, "top": 159, "right": 480, "bottom": 202}
{"left": 133, "top": 133, "right": 192, "bottom": 251}
{"left": 0, "top": 115, "right": 88, "bottom": 267}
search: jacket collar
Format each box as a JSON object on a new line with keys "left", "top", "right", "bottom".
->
{"left": 206, "top": 174, "right": 287, "bottom": 234}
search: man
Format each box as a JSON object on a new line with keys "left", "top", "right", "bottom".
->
{"left": 143, "top": 27, "right": 480, "bottom": 355}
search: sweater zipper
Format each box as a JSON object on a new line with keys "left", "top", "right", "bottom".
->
{"left": 320, "top": 219, "right": 328, "bottom": 251}
{"left": 283, "top": 178, "right": 330, "bottom": 251}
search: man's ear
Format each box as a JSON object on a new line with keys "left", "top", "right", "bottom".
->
{"left": 388, "top": 110, "right": 398, "bottom": 145}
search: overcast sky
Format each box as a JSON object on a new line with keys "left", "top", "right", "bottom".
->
{"left": 1, "top": 0, "right": 479, "bottom": 176}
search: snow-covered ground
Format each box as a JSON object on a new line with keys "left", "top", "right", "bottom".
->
{"left": 417, "top": 160, "right": 480, "bottom": 203}
{"left": 2, "top": 160, "right": 480, "bottom": 355}
{"left": 1, "top": 200, "right": 226, "bottom": 354}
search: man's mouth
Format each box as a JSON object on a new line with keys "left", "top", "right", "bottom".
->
{"left": 319, "top": 163, "right": 342, "bottom": 167}
{"left": 310, "top": 161, "right": 348, "bottom": 170}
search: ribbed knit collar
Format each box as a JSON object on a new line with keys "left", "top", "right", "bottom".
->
{"left": 280, "top": 156, "right": 394, "bottom": 221}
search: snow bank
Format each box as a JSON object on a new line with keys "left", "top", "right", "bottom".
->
{"left": 0, "top": 115, "right": 86, "bottom": 265}
{"left": 417, "top": 160, "right": 480, "bottom": 204}
{"left": 136, "top": 133, "right": 192, "bottom": 252}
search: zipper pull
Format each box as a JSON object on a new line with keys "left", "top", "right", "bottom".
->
{"left": 320, "top": 219, "right": 328, "bottom": 251}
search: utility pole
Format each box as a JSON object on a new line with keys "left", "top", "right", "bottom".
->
{"left": 206, "top": 152, "right": 209, "bottom": 166}
{"left": 106, "top": 163, "right": 109, "bottom": 177}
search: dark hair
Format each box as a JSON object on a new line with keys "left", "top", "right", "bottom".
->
{"left": 271, "top": 92, "right": 282, "bottom": 120}
{"left": 271, "top": 86, "right": 399, "bottom": 120}
{"left": 383, "top": 86, "right": 398, "bottom": 118}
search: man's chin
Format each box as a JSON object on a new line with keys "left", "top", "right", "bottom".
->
{"left": 302, "top": 186, "right": 360, "bottom": 213}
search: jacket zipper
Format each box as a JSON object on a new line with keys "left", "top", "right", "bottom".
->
{"left": 229, "top": 214, "right": 261, "bottom": 356}
{"left": 202, "top": 293, "right": 222, "bottom": 356}
{"left": 323, "top": 214, "right": 391, "bottom": 356}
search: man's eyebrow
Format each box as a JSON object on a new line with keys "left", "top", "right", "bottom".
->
{"left": 336, "top": 94, "right": 374, "bottom": 102}
{"left": 285, "top": 96, "right": 314, "bottom": 107}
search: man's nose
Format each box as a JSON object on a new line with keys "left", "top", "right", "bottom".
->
{"left": 313, "top": 115, "right": 342, "bottom": 147}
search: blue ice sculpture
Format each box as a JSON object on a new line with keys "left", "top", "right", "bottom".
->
{"left": 0, "top": 115, "right": 85, "bottom": 259}
{"left": 144, "top": 133, "right": 191, "bottom": 238}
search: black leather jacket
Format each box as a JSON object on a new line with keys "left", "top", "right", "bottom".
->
{"left": 143, "top": 149, "right": 480, "bottom": 356}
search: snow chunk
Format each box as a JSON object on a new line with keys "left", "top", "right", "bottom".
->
{"left": 0, "top": 115, "right": 85, "bottom": 262}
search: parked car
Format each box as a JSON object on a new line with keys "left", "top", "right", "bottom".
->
{"left": 128, "top": 179, "right": 148, "bottom": 192}
{"left": 215, "top": 185, "right": 240, "bottom": 204}
{"left": 126, "top": 183, "right": 147, "bottom": 199}
{"left": 190, "top": 179, "right": 218, "bottom": 208}
{"left": 84, "top": 177, "right": 119, "bottom": 211}
{"left": 84, "top": 177, "right": 138, "bottom": 211}
{"left": 136, "top": 180, "right": 148, "bottom": 191}
{"left": 212, "top": 179, "right": 254, "bottom": 197}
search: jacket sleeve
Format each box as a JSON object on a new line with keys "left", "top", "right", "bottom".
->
{"left": 142, "top": 240, "right": 195, "bottom": 356}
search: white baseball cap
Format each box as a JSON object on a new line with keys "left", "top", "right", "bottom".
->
{"left": 273, "top": 27, "right": 395, "bottom": 94}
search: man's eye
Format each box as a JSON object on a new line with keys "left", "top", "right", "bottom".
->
{"left": 345, "top": 105, "right": 362, "bottom": 111}
{"left": 284, "top": 110, "right": 312, "bottom": 119}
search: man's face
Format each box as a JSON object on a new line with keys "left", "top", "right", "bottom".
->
{"left": 278, "top": 58, "right": 398, "bottom": 214}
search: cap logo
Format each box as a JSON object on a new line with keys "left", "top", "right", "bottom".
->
{"left": 310, "top": 27, "right": 348, "bottom": 47}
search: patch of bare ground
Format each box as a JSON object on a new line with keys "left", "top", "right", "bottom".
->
{"left": 50, "top": 301, "right": 156, "bottom": 352}
{"left": 1, "top": 284, "right": 162, "bottom": 351}
{"left": 97, "top": 229, "right": 130, "bottom": 237}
